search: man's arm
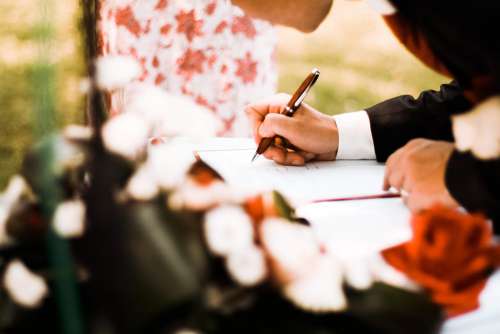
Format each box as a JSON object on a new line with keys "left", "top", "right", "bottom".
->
{"left": 364, "top": 82, "right": 499, "bottom": 227}
{"left": 365, "top": 81, "right": 472, "bottom": 162}
{"left": 446, "top": 152, "right": 500, "bottom": 230}
{"left": 232, "top": 0, "right": 333, "bottom": 32}
{"left": 245, "top": 85, "right": 500, "bottom": 227}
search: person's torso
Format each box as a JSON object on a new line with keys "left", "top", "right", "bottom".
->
{"left": 98, "top": 0, "right": 278, "bottom": 136}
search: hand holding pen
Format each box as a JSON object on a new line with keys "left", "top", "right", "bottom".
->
{"left": 246, "top": 69, "right": 340, "bottom": 166}
{"left": 252, "top": 69, "right": 320, "bottom": 162}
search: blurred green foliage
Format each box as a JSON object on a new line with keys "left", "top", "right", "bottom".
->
{"left": 0, "top": 2, "right": 84, "bottom": 188}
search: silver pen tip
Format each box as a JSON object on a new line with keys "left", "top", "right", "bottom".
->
{"left": 251, "top": 152, "right": 258, "bottom": 162}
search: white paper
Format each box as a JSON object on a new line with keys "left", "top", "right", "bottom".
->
{"left": 198, "top": 147, "right": 388, "bottom": 203}
{"left": 297, "top": 199, "right": 411, "bottom": 260}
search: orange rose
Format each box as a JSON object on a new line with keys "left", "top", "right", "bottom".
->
{"left": 188, "top": 160, "right": 222, "bottom": 186}
{"left": 244, "top": 191, "right": 292, "bottom": 224}
{"left": 382, "top": 205, "right": 500, "bottom": 317}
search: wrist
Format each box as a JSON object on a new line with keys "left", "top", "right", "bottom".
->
{"left": 328, "top": 116, "right": 339, "bottom": 160}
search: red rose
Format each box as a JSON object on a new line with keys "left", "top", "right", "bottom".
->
{"left": 382, "top": 205, "right": 500, "bottom": 317}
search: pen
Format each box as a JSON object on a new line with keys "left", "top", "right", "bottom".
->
{"left": 311, "top": 192, "right": 401, "bottom": 204}
{"left": 251, "top": 68, "right": 320, "bottom": 162}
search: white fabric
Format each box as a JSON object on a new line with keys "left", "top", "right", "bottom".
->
{"left": 333, "top": 111, "right": 377, "bottom": 160}
{"left": 365, "top": 0, "right": 397, "bottom": 15}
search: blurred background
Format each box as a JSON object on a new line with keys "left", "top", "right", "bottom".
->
{"left": 0, "top": 0, "right": 446, "bottom": 188}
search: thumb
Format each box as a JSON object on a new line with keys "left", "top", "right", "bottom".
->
{"left": 258, "top": 113, "right": 298, "bottom": 141}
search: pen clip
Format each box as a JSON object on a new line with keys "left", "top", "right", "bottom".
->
{"left": 293, "top": 69, "right": 320, "bottom": 109}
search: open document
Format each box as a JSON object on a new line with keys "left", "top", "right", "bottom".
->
{"left": 196, "top": 139, "right": 391, "bottom": 204}
{"left": 195, "top": 137, "right": 411, "bottom": 250}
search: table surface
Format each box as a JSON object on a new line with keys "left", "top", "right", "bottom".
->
{"left": 186, "top": 137, "right": 500, "bottom": 333}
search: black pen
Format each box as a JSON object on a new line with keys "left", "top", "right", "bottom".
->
{"left": 251, "top": 68, "right": 320, "bottom": 162}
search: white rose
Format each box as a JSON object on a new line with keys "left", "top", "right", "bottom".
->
{"left": 204, "top": 205, "right": 254, "bottom": 256}
{"left": 3, "top": 260, "right": 49, "bottom": 308}
{"left": 96, "top": 55, "right": 141, "bottom": 91}
{"left": 147, "top": 141, "right": 196, "bottom": 190}
{"left": 101, "top": 112, "right": 150, "bottom": 160}
{"left": 260, "top": 218, "right": 319, "bottom": 280}
{"left": 123, "top": 84, "right": 220, "bottom": 137}
{"left": 283, "top": 254, "right": 347, "bottom": 313}
{"left": 126, "top": 165, "right": 160, "bottom": 201}
{"left": 226, "top": 245, "right": 268, "bottom": 286}
{"left": 53, "top": 199, "right": 86, "bottom": 238}
{"left": 453, "top": 96, "right": 500, "bottom": 160}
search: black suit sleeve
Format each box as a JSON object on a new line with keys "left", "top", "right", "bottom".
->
{"left": 446, "top": 152, "right": 500, "bottom": 232}
{"left": 365, "top": 81, "right": 471, "bottom": 161}
{"left": 365, "top": 81, "right": 500, "bottom": 229}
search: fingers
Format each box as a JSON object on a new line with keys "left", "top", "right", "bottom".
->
{"left": 296, "top": 150, "right": 316, "bottom": 162}
{"left": 245, "top": 94, "right": 291, "bottom": 143}
{"left": 404, "top": 191, "right": 431, "bottom": 213}
{"left": 259, "top": 113, "right": 299, "bottom": 143}
{"left": 386, "top": 169, "right": 405, "bottom": 192}
{"left": 383, "top": 148, "right": 405, "bottom": 191}
{"left": 262, "top": 145, "right": 306, "bottom": 166}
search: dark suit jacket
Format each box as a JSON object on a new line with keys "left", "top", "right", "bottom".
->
{"left": 364, "top": 1, "right": 500, "bottom": 230}
{"left": 365, "top": 82, "right": 500, "bottom": 231}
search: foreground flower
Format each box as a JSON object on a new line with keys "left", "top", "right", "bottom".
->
{"left": 226, "top": 245, "right": 268, "bottom": 286}
{"left": 244, "top": 191, "right": 293, "bottom": 223}
{"left": 1, "top": 175, "right": 31, "bottom": 209}
{"left": 52, "top": 199, "right": 86, "bottom": 238}
{"left": 204, "top": 205, "right": 254, "bottom": 256}
{"left": 0, "top": 176, "right": 32, "bottom": 245}
{"left": 169, "top": 177, "right": 252, "bottom": 211}
{"left": 260, "top": 218, "right": 347, "bottom": 313}
{"left": 382, "top": 205, "right": 500, "bottom": 317}
{"left": 125, "top": 165, "right": 160, "bottom": 201}
{"left": 283, "top": 254, "right": 347, "bottom": 313}
{"left": 452, "top": 96, "right": 500, "bottom": 159}
{"left": 96, "top": 55, "right": 141, "bottom": 90}
{"left": 260, "top": 218, "right": 319, "bottom": 282}
{"left": 148, "top": 141, "right": 196, "bottom": 190}
{"left": 101, "top": 112, "right": 150, "bottom": 160}
{"left": 3, "top": 260, "right": 48, "bottom": 308}
{"left": 123, "top": 83, "right": 219, "bottom": 137}
{"left": 170, "top": 179, "right": 230, "bottom": 211}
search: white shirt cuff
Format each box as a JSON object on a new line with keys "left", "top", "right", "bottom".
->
{"left": 333, "top": 111, "right": 376, "bottom": 160}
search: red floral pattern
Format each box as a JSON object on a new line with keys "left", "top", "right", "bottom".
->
{"left": 177, "top": 49, "right": 207, "bottom": 78}
{"left": 232, "top": 15, "right": 257, "bottom": 39}
{"left": 115, "top": 6, "right": 141, "bottom": 37}
{"left": 98, "top": 0, "right": 277, "bottom": 136}
{"left": 175, "top": 9, "right": 204, "bottom": 42}
{"left": 236, "top": 52, "right": 258, "bottom": 84}
{"left": 155, "top": 0, "right": 168, "bottom": 11}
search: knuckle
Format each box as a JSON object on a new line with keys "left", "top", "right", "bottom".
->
{"left": 408, "top": 138, "right": 423, "bottom": 146}
{"left": 406, "top": 152, "right": 418, "bottom": 164}
{"left": 244, "top": 105, "right": 254, "bottom": 114}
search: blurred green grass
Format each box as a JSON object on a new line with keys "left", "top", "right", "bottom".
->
{"left": 0, "top": 0, "right": 446, "bottom": 188}
{"left": 0, "top": 1, "right": 84, "bottom": 188}
{"left": 276, "top": 0, "right": 446, "bottom": 114}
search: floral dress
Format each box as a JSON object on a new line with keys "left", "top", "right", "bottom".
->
{"left": 98, "top": 0, "right": 278, "bottom": 136}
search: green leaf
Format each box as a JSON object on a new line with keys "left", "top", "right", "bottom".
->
{"left": 272, "top": 191, "right": 294, "bottom": 221}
